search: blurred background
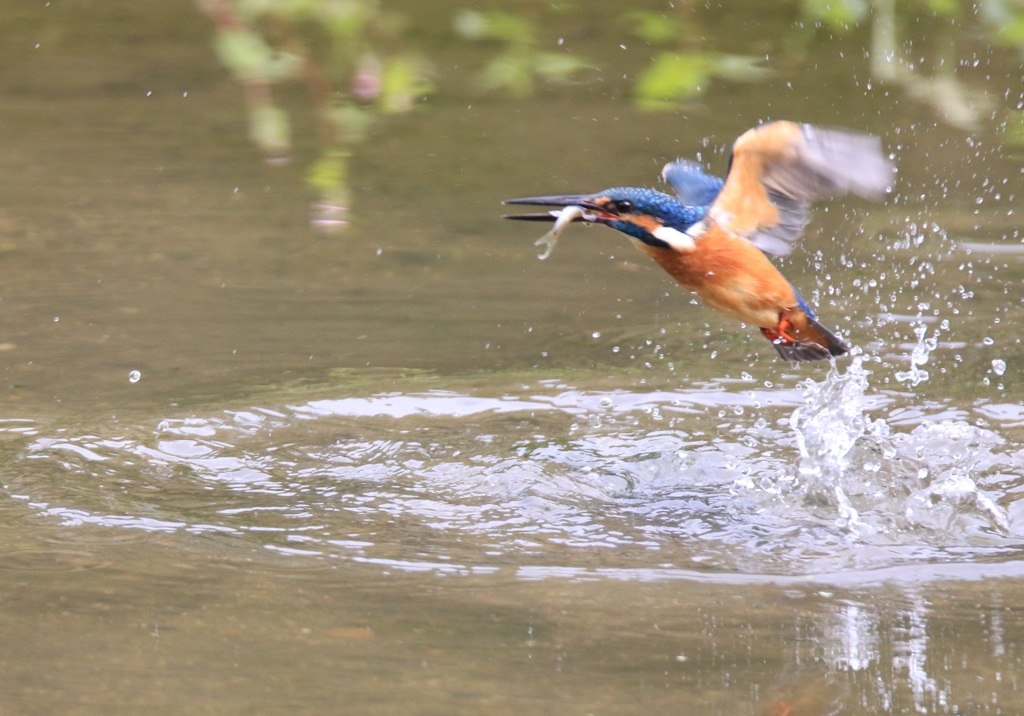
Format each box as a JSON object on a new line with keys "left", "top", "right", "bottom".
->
{"left": 2, "top": 0, "right": 1023, "bottom": 713}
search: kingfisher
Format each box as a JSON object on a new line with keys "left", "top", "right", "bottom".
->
{"left": 503, "top": 121, "right": 892, "bottom": 361}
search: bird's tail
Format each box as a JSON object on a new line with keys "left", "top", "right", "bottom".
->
{"left": 761, "top": 310, "right": 850, "bottom": 362}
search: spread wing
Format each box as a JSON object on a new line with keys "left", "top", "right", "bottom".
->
{"left": 660, "top": 160, "right": 724, "bottom": 207}
{"left": 708, "top": 121, "right": 893, "bottom": 256}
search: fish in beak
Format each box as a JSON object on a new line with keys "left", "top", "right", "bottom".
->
{"left": 502, "top": 194, "right": 612, "bottom": 259}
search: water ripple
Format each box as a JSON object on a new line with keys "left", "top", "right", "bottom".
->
{"left": 5, "top": 364, "right": 1024, "bottom": 582}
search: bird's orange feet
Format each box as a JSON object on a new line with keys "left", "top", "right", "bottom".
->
{"left": 761, "top": 315, "right": 799, "bottom": 345}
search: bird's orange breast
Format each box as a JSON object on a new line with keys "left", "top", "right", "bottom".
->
{"left": 630, "top": 224, "right": 798, "bottom": 329}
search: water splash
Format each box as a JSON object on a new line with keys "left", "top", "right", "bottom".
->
{"left": 894, "top": 323, "right": 938, "bottom": 387}
{"left": 789, "top": 352, "right": 1014, "bottom": 540}
{"left": 791, "top": 357, "right": 879, "bottom": 534}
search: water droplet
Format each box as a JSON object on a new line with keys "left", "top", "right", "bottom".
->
{"left": 128, "top": 370, "right": 141, "bottom": 383}
{"left": 992, "top": 359, "right": 1006, "bottom": 376}
{"left": 983, "top": 337, "right": 995, "bottom": 346}
{"left": 591, "top": 331, "right": 601, "bottom": 339}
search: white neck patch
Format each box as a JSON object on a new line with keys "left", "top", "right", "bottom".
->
{"left": 651, "top": 221, "right": 704, "bottom": 251}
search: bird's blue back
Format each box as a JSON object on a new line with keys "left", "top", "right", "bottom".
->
{"left": 661, "top": 160, "right": 725, "bottom": 207}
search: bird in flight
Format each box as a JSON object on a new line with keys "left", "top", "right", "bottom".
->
{"left": 503, "top": 121, "right": 893, "bottom": 361}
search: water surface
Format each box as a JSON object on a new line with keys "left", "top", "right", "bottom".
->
{"left": 2, "top": 0, "right": 1024, "bottom": 713}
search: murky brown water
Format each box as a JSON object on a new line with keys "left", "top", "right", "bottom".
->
{"left": 2, "top": 0, "right": 1024, "bottom": 713}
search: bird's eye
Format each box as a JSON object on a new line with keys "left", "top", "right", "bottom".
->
{"left": 611, "top": 200, "right": 634, "bottom": 213}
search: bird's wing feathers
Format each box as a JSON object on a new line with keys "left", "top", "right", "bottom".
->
{"left": 660, "top": 160, "right": 724, "bottom": 206}
{"left": 709, "top": 121, "right": 893, "bottom": 256}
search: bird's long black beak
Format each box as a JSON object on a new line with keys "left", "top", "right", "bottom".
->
{"left": 502, "top": 194, "right": 603, "bottom": 222}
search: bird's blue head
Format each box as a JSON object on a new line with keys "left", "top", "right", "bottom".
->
{"left": 503, "top": 186, "right": 706, "bottom": 250}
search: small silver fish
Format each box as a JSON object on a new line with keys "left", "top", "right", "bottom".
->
{"left": 534, "top": 205, "right": 587, "bottom": 260}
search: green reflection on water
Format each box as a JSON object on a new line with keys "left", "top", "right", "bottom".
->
{"left": 194, "top": 0, "right": 1024, "bottom": 228}
{"left": 197, "top": 0, "right": 435, "bottom": 229}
